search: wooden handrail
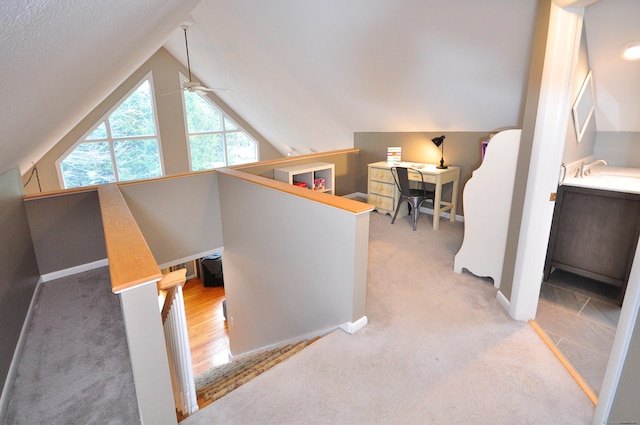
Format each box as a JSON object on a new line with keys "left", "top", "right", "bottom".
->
{"left": 218, "top": 167, "right": 374, "bottom": 215}
{"left": 98, "top": 183, "right": 162, "bottom": 293}
{"left": 158, "top": 269, "right": 187, "bottom": 323}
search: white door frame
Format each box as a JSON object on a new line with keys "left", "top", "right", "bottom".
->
{"left": 508, "top": 2, "right": 640, "bottom": 423}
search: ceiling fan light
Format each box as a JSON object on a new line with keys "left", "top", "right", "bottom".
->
{"left": 622, "top": 43, "right": 640, "bottom": 60}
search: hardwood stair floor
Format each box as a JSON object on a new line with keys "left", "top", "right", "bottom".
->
{"left": 183, "top": 278, "right": 230, "bottom": 376}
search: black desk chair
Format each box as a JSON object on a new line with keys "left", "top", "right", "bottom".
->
{"left": 390, "top": 166, "right": 435, "bottom": 231}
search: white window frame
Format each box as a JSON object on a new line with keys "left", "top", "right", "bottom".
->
{"left": 56, "top": 71, "right": 165, "bottom": 188}
{"left": 180, "top": 73, "right": 259, "bottom": 171}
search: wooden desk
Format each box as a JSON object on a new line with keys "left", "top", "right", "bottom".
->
{"left": 367, "top": 161, "right": 460, "bottom": 230}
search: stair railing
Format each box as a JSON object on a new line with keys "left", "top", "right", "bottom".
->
{"left": 157, "top": 269, "right": 199, "bottom": 416}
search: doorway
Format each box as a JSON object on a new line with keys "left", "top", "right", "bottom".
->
{"left": 535, "top": 269, "right": 621, "bottom": 396}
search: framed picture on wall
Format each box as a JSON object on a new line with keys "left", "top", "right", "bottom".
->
{"left": 572, "top": 70, "right": 595, "bottom": 143}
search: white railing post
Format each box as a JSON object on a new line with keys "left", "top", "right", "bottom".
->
{"left": 162, "top": 284, "right": 198, "bottom": 415}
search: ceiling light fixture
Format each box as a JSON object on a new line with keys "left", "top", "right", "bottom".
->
{"left": 622, "top": 42, "right": 640, "bottom": 61}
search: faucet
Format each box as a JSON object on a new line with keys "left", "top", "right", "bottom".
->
{"left": 574, "top": 162, "right": 584, "bottom": 178}
{"left": 583, "top": 159, "right": 608, "bottom": 176}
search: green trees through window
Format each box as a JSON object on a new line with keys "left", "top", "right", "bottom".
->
{"left": 57, "top": 71, "right": 261, "bottom": 189}
{"left": 183, "top": 89, "right": 258, "bottom": 171}
{"left": 59, "top": 78, "right": 162, "bottom": 188}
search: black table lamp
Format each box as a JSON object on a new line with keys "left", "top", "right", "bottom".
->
{"left": 431, "top": 135, "right": 447, "bottom": 169}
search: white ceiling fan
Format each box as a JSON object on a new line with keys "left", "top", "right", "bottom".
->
{"left": 164, "top": 23, "right": 229, "bottom": 95}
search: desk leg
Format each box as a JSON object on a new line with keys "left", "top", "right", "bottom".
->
{"left": 433, "top": 178, "right": 442, "bottom": 230}
{"left": 450, "top": 174, "right": 459, "bottom": 223}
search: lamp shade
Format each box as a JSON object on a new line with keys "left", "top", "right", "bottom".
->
{"left": 431, "top": 135, "right": 445, "bottom": 147}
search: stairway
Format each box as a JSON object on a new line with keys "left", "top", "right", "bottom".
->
{"left": 194, "top": 340, "right": 312, "bottom": 410}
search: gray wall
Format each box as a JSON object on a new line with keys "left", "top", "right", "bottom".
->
{"left": 24, "top": 191, "right": 106, "bottom": 275}
{"left": 594, "top": 132, "right": 640, "bottom": 168}
{"left": 561, "top": 22, "right": 597, "bottom": 164}
{"left": 119, "top": 172, "right": 224, "bottom": 267}
{"left": 0, "top": 167, "right": 40, "bottom": 402}
{"left": 217, "top": 172, "right": 370, "bottom": 356}
{"left": 354, "top": 132, "right": 492, "bottom": 215}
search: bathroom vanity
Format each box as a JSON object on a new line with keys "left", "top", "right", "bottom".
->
{"left": 544, "top": 183, "right": 640, "bottom": 303}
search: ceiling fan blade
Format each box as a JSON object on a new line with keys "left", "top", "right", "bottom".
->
{"left": 197, "top": 87, "right": 231, "bottom": 93}
{"left": 160, "top": 89, "right": 185, "bottom": 96}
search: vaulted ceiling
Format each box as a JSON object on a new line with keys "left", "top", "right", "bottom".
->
{"left": 1, "top": 0, "right": 638, "bottom": 175}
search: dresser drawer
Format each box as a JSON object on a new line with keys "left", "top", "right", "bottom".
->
{"left": 369, "top": 167, "right": 394, "bottom": 183}
{"left": 408, "top": 170, "right": 436, "bottom": 184}
{"left": 368, "top": 193, "right": 394, "bottom": 212}
{"left": 369, "top": 181, "right": 395, "bottom": 197}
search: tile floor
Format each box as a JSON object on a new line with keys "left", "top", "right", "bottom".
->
{"left": 535, "top": 269, "right": 622, "bottom": 396}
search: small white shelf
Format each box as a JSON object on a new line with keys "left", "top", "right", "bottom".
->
{"left": 274, "top": 162, "right": 335, "bottom": 195}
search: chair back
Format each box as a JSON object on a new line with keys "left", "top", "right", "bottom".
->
{"left": 391, "top": 166, "right": 424, "bottom": 196}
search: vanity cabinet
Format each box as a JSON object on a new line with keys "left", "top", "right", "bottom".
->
{"left": 543, "top": 184, "right": 640, "bottom": 302}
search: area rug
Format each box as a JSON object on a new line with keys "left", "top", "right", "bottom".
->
{"left": 195, "top": 340, "right": 312, "bottom": 409}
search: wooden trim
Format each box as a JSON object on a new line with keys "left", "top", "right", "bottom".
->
{"left": 232, "top": 148, "right": 360, "bottom": 170}
{"left": 159, "top": 286, "right": 178, "bottom": 323}
{"left": 157, "top": 269, "right": 187, "bottom": 291}
{"left": 218, "top": 167, "right": 373, "bottom": 215}
{"left": 97, "top": 183, "right": 161, "bottom": 293}
{"left": 23, "top": 148, "right": 360, "bottom": 198}
{"left": 23, "top": 185, "right": 98, "bottom": 200}
{"left": 529, "top": 320, "right": 598, "bottom": 405}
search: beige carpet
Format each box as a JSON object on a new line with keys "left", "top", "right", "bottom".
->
{"left": 183, "top": 211, "right": 595, "bottom": 424}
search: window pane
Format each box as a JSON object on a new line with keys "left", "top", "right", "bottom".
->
{"left": 86, "top": 122, "right": 107, "bottom": 140}
{"left": 184, "top": 91, "right": 223, "bottom": 132}
{"left": 224, "top": 117, "right": 238, "bottom": 131}
{"left": 60, "top": 142, "right": 115, "bottom": 188}
{"left": 226, "top": 132, "right": 258, "bottom": 165}
{"left": 109, "top": 80, "right": 157, "bottom": 138}
{"left": 189, "top": 134, "right": 225, "bottom": 171}
{"left": 113, "top": 139, "right": 162, "bottom": 182}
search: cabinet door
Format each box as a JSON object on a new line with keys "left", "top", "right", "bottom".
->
{"left": 546, "top": 185, "right": 640, "bottom": 297}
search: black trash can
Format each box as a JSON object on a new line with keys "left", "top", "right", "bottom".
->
{"left": 201, "top": 253, "right": 224, "bottom": 287}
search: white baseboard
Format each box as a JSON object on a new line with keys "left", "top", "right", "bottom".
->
{"left": 41, "top": 258, "right": 109, "bottom": 282}
{"left": 157, "top": 247, "right": 224, "bottom": 271}
{"left": 420, "top": 206, "right": 464, "bottom": 222}
{"left": 343, "top": 192, "right": 368, "bottom": 200}
{"left": 229, "top": 317, "right": 369, "bottom": 359}
{"left": 496, "top": 290, "right": 510, "bottom": 313}
{"left": 0, "top": 277, "right": 44, "bottom": 418}
{"left": 339, "top": 315, "right": 368, "bottom": 334}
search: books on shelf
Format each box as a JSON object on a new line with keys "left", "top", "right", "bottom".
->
{"left": 387, "top": 147, "right": 402, "bottom": 163}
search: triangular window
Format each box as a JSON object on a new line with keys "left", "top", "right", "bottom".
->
{"left": 57, "top": 74, "right": 163, "bottom": 188}
{"left": 182, "top": 79, "right": 258, "bottom": 171}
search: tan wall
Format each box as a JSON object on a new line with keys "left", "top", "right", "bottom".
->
{"left": 23, "top": 48, "right": 282, "bottom": 194}
{"left": 354, "top": 132, "right": 494, "bottom": 215}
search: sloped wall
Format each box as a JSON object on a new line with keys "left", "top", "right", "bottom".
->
{"left": 0, "top": 167, "right": 39, "bottom": 405}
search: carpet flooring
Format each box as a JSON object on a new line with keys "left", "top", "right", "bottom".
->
{"left": 183, "top": 211, "right": 595, "bottom": 425}
{"left": 2, "top": 266, "right": 139, "bottom": 425}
